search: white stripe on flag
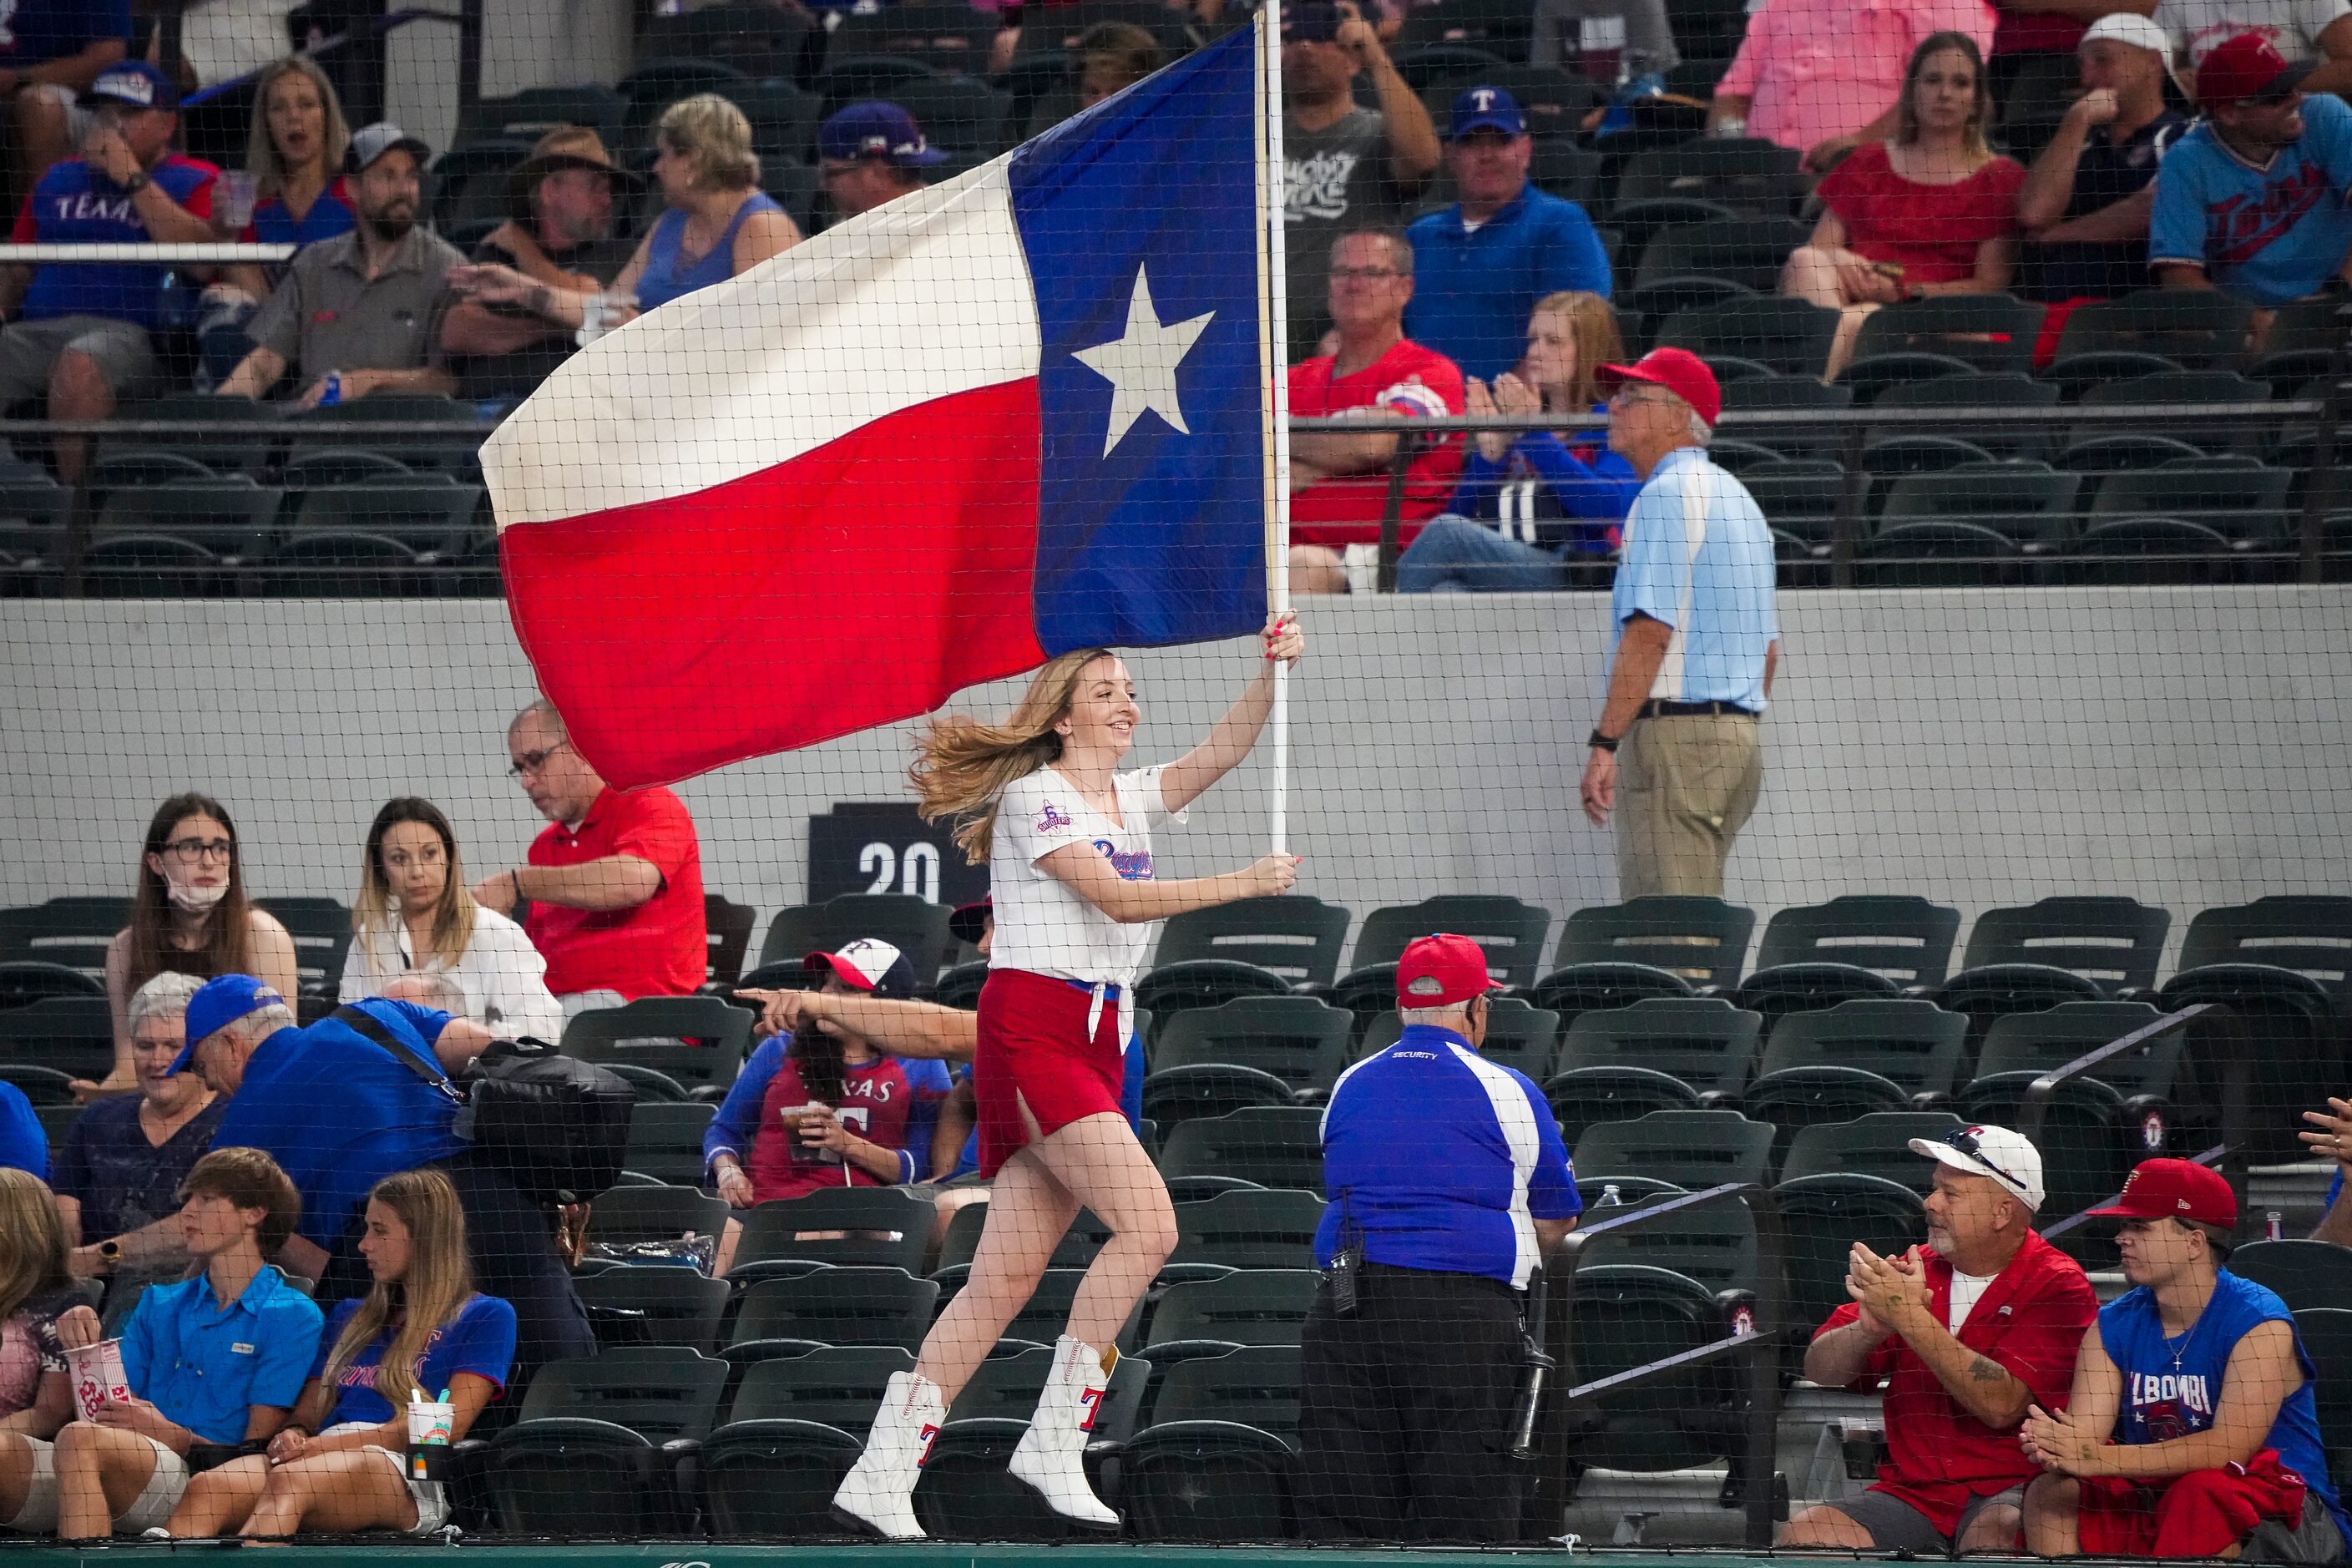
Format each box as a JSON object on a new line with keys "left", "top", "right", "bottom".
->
{"left": 484, "top": 157, "right": 1043, "bottom": 529}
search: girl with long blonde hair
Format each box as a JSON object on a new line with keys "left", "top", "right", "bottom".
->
{"left": 834, "top": 615, "right": 1306, "bottom": 1539}
{"left": 161, "top": 1170, "right": 516, "bottom": 1540}
{"left": 1399, "top": 290, "right": 1642, "bottom": 590}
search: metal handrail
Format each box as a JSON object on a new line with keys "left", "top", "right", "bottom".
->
{"left": 1541, "top": 1181, "right": 1788, "bottom": 1548}
{"left": 2031, "top": 1004, "right": 2254, "bottom": 1242}
{"left": 1294, "top": 392, "right": 2343, "bottom": 586}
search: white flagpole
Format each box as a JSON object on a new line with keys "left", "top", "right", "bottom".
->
{"left": 1258, "top": 0, "right": 1294, "bottom": 857}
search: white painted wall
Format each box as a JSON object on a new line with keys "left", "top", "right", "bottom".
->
{"left": 5, "top": 587, "right": 2348, "bottom": 975}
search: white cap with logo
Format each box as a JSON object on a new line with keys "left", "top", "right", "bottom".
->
{"left": 1909, "top": 1124, "right": 2046, "bottom": 1211}
{"left": 2081, "top": 13, "right": 2172, "bottom": 60}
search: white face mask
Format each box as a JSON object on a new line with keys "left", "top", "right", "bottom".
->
{"left": 166, "top": 875, "right": 229, "bottom": 914}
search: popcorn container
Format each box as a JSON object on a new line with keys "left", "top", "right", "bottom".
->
{"left": 406, "top": 1397, "right": 455, "bottom": 1482}
{"left": 65, "top": 1339, "right": 130, "bottom": 1422}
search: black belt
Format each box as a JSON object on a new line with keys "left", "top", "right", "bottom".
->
{"left": 1640, "top": 699, "right": 1759, "bottom": 720}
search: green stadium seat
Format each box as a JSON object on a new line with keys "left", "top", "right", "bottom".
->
{"left": 1753, "top": 895, "right": 1963, "bottom": 987}
{"left": 729, "top": 1267, "right": 939, "bottom": 1360}
{"left": 0, "top": 961, "right": 104, "bottom": 1008}
{"left": 1553, "top": 896, "right": 1754, "bottom": 989}
{"left": 1146, "top": 1268, "right": 1318, "bottom": 1363}
{"left": 1959, "top": 896, "right": 2172, "bottom": 995}
{"left": 1168, "top": 1187, "right": 1326, "bottom": 1270}
{"left": 1851, "top": 292, "right": 2045, "bottom": 375}
{"left": 1158, "top": 1108, "right": 1327, "bottom": 1196}
{"left": 1778, "top": 1111, "right": 1963, "bottom": 1192}
{"left": 2234, "top": 1245, "right": 2352, "bottom": 1314}
{"left": 589, "top": 1183, "right": 728, "bottom": 1247}
{"left": 2052, "top": 287, "right": 2253, "bottom": 371}
{"left": 1344, "top": 893, "right": 1554, "bottom": 987}
{"left": 935, "top": 1202, "right": 1108, "bottom": 1276}
{"left": 914, "top": 1346, "right": 1151, "bottom": 1540}
{"left": 1145, "top": 995, "right": 1352, "bottom": 1127}
{"left": 1553, "top": 997, "right": 1762, "bottom": 1095}
{"left": 1571, "top": 1109, "right": 1774, "bottom": 1191}
{"left": 1744, "top": 1000, "right": 1970, "bottom": 1160}
{"left": 1527, "top": 962, "right": 1696, "bottom": 1033}
{"left": 1557, "top": 1262, "right": 1742, "bottom": 1471}
{"left": 1581, "top": 1201, "right": 1758, "bottom": 1292}
{"left": 622, "top": 1101, "right": 716, "bottom": 1186}
{"left": 575, "top": 1265, "right": 731, "bottom": 1351}
{"left": 565, "top": 996, "right": 751, "bottom": 1094}
{"left": 0, "top": 997, "right": 114, "bottom": 1082}
{"left": 2178, "top": 896, "right": 2352, "bottom": 1007}
{"left": 1773, "top": 1172, "right": 1925, "bottom": 1349}
{"left": 481, "top": 1347, "right": 728, "bottom": 1532}
{"left": 733, "top": 1187, "right": 934, "bottom": 1280}
{"left": 1152, "top": 895, "right": 1352, "bottom": 987}
{"left": 756, "top": 893, "right": 953, "bottom": 980}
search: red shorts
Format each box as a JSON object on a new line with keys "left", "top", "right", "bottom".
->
{"left": 2076, "top": 1449, "right": 2309, "bottom": 1559}
{"left": 973, "top": 968, "right": 1127, "bottom": 1177}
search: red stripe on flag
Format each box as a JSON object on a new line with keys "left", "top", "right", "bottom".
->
{"left": 500, "top": 379, "right": 1050, "bottom": 787}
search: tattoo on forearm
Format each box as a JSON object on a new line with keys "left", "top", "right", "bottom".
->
{"left": 1969, "top": 1356, "right": 2007, "bottom": 1383}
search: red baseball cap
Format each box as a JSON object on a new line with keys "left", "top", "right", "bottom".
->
{"left": 1395, "top": 933, "right": 1499, "bottom": 1009}
{"left": 2195, "top": 31, "right": 2313, "bottom": 109}
{"left": 2088, "top": 1158, "right": 2238, "bottom": 1229}
{"left": 1595, "top": 346, "right": 1722, "bottom": 427}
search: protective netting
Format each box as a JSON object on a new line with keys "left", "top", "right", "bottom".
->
{"left": 0, "top": 0, "right": 2349, "bottom": 1550}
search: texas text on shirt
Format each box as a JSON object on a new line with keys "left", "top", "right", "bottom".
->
{"left": 2149, "top": 89, "right": 2352, "bottom": 306}
{"left": 1609, "top": 446, "right": 1778, "bottom": 710}
{"left": 12, "top": 155, "right": 219, "bottom": 329}
{"left": 1316, "top": 1024, "right": 1582, "bottom": 1289}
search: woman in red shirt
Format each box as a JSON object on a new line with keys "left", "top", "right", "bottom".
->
{"left": 1781, "top": 32, "right": 2027, "bottom": 378}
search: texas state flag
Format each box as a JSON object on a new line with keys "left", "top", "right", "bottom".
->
{"left": 483, "top": 26, "right": 1270, "bottom": 788}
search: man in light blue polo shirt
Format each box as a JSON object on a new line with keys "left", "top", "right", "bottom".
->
{"left": 1403, "top": 87, "right": 1612, "bottom": 382}
{"left": 1579, "top": 347, "right": 1778, "bottom": 898}
{"left": 1299, "top": 934, "right": 1582, "bottom": 1543}
{"left": 43, "top": 1146, "right": 320, "bottom": 1540}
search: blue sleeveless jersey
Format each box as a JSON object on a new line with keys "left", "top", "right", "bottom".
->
{"left": 2098, "top": 1269, "right": 2348, "bottom": 1540}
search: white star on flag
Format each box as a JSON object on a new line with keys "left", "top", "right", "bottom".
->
{"left": 1071, "top": 265, "right": 1215, "bottom": 458}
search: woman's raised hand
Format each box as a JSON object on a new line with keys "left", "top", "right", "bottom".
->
{"left": 1262, "top": 612, "right": 1304, "bottom": 668}
{"left": 1245, "top": 853, "right": 1302, "bottom": 896}
{"left": 1465, "top": 378, "right": 1510, "bottom": 464}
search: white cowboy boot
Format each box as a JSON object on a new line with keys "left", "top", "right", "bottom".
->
{"left": 1008, "top": 1334, "right": 1120, "bottom": 1529}
{"left": 832, "top": 1369, "right": 945, "bottom": 1540}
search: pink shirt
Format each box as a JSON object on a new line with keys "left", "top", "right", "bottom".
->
{"left": 1717, "top": 0, "right": 1997, "bottom": 154}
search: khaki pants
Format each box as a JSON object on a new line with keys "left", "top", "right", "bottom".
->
{"left": 1617, "top": 714, "right": 1763, "bottom": 898}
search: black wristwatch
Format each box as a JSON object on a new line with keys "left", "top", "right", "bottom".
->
{"left": 119, "top": 169, "right": 149, "bottom": 195}
{"left": 1588, "top": 727, "right": 1621, "bottom": 753}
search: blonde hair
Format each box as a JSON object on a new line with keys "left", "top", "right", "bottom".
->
{"left": 320, "top": 1170, "right": 476, "bottom": 1407}
{"left": 913, "top": 648, "right": 1117, "bottom": 864}
{"left": 245, "top": 58, "right": 351, "bottom": 201}
{"left": 658, "top": 94, "right": 760, "bottom": 192}
{"left": 1528, "top": 290, "right": 1623, "bottom": 412}
{"left": 0, "top": 1169, "right": 70, "bottom": 1324}
{"left": 354, "top": 797, "right": 478, "bottom": 971}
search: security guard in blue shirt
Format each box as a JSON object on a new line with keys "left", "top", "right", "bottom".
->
{"left": 1299, "top": 933, "right": 1583, "bottom": 1541}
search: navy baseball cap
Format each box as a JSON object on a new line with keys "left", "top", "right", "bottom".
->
{"left": 1450, "top": 86, "right": 1527, "bottom": 139}
{"left": 818, "top": 102, "right": 948, "bottom": 167}
{"left": 169, "top": 974, "right": 287, "bottom": 1075}
{"left": 83, "top": 60, "right": 179, "bottom": 112}
{"left": 1281, "top": 3, "right": 1344, "bottom": 42}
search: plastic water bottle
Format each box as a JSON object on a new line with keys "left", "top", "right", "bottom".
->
{"left": 2266, "top": 1211, "right": 2284, "bottom": 1242}
{"left": 1599, "top": 1182, "right": 1622, "bottom": 1207}
{"left": 317, "top": 371, "right": 341, "bottom": 407}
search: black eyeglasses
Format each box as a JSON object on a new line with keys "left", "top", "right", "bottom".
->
{"left": 1945, "top": 1128, "right": 2029, "bottom": 1196}
{"left": 508, "top": 740, "right": 572, "bottom": 778}
{"left": 163, "top": 837, "right": 235, "bottom": 862}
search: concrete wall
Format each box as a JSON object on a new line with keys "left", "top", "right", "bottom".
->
{"left": 5, "top": 587, "right": 2349, "bottom": 974}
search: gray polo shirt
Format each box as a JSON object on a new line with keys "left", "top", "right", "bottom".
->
{"left": 249, "top": 225, "right": 462, "bottom": 381}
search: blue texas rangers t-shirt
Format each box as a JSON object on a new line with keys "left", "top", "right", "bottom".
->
{"left": 2151, "top": 91, "right": 2352, "bottom": 307}
{"left": 313, "top": 1292, "right": 518, "bottom": 1428}
{"left": 13, "top": 154, "right": 219, "bottom": 328}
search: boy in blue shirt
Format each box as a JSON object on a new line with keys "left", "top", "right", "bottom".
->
{"left": 2020, "top": 1159, "right": 2347, "bottom": 1560}
{"left": 2150, "top": 33, "right": 2352, "bottom": 306}
{"left": 45, "top": 1147, "right": 321, "bottom": 1540}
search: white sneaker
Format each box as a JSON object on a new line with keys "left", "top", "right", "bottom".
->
{"left": 832, "top": 1369, "right": 946, "bottom": 1540}
{"left": 1008, "top": 1333, "right": 1120, "bottom": 1529}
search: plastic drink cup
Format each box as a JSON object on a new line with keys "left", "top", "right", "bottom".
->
{"left": 407, "top": 1396, "right": 455, "bottom": 1481}
{"left": 216, "top": 170, "right": 259, "bottom": 234}
{"left": 65, "top": 1339, "right": 131, "bottom": 1422}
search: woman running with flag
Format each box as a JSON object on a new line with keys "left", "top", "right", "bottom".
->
{"left": 832, "top": 613, "right": 1305, "bottom": 1539}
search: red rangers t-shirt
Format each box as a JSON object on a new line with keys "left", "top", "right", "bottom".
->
{"left": 747, "top": 1052, "right": 941, "bottom": 1203}
{"left": 525, "top": 785, "right": 706, "bottom": 999}
{"left": 1814, "top": 1229, "right": 2097, "bottom": 1535}
{"left": 1287, "top": 337, "right": 1466, "bottom": 548}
